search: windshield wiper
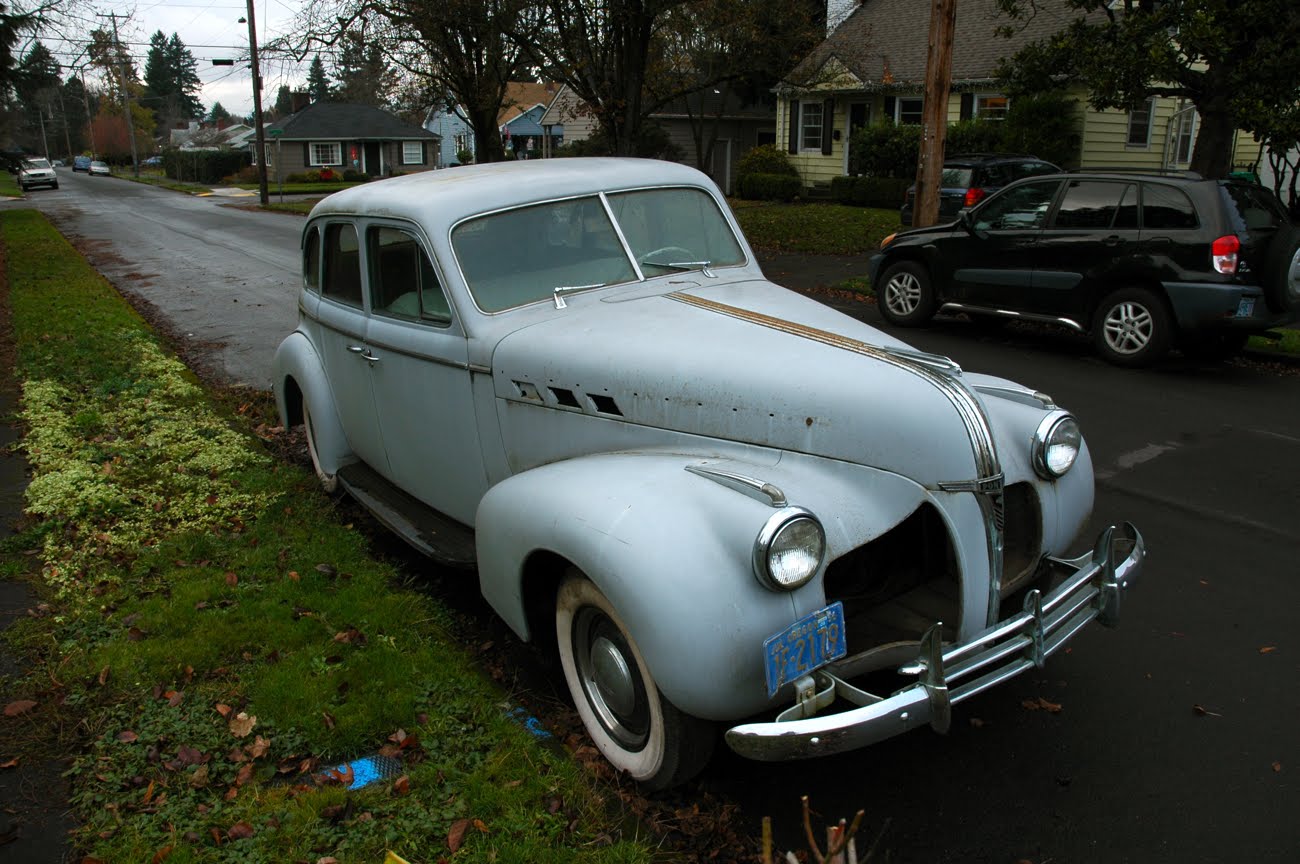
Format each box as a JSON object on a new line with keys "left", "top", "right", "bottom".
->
{"left": 654, "top": 260, "right": 715, "bottom": 278}
{"left": 552, "top": 282, "right": 606, "bottom": 309}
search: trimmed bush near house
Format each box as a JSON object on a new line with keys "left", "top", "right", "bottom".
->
{"left": 831, "top": 176, "right": 912, "bottom": 208}
{"left": 160, "top": 147, "right": 250, "bottom": 185}
{"left": 738, "top": 172, "right": 802, "bottom": 202}
{"left": 737, "top": 144, "right": 799, "bottom": 179}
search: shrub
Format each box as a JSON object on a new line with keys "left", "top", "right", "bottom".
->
{"left": 945, "top": 119, "right": 1007, "bottom": 157}
{"left": 342, "top": 168, "right": 368, "bottom": 182}
{"left": 737, "top": 144, "right": 798, "bottom": 179}
{"left": 455, "top": 147, "right": 473, "bottom": 165}
{"left": 738, "top": 172, "right": 802, "bottom": 202}
{"left": 849, "top": 123, "right": 923, "bottom": 178}
{"left": 1001, "top": 91, "right": 1082, "bottom": 168}
{"left": 319, "top": 167, "right": 336, "bottom": 181}
{"left": 159, "top": 147, "right": 250, "bottom": 184}
{"left": 830, "top": 175, "right": 912, "bottom": 208}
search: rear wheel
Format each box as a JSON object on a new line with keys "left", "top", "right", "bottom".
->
{"left": 877, "top": 260, "right": 937, "bottom": 327}
{"left": 302, "top": 402, "right": 339, "bottom": 494}
{"left": 1093, "top": 287, "right": 1173, "bottom": 367}
{"left": 555, "top": 571, "right": 714, "bottom": 790}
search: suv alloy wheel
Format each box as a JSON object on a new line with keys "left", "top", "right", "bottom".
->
{"left": 1094, "top": 287, "right": 1173, "bottom": 367}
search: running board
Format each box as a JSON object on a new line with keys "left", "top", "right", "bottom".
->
{"left": 337, "top": 461, "right": 477, "bottom": 568}
{"left": 939, "top": 302, "right": 1086, "bottom": 333}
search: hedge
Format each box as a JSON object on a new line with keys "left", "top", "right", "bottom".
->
{"left": 830, "top": 176, "right": 912, "bottom": 208}
{"left": 738, "top": 172, "right": 802, "bottom": 202}
{"left": 161, "top": 147, "right": 250, "bottom": 184}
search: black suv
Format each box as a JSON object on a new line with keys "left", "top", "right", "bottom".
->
{"left": 898, "top": 153, "right": 1060, "bottom": 226}
{"left": 870, "top": 170, "right": 1300, "bottom": 366}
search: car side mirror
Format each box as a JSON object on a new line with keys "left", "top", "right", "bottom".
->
{"left": 959, "top": 209, "right": 988, "bottom": 240}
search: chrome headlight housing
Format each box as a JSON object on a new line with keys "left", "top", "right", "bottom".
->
{"left": 1032, "top": 412, "right": 1081, "bottom": 479}
{"left": 753, "top": 507, "right": 826, "bottom": 592}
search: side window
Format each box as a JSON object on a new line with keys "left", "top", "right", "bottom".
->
{"left": 1142, "top": 184, "right": 1198, "bottom": 230}
{"left": 322, "top": 223, "right": 363, "bottom": 307}
{"left": 368, "top": 227, "right": 452, "bottom": 324}
{"left": 973, "top": 181, "right": 1060, "bottom": 231}
{"left": 303, "top": 227, "right": 321, "bottom": 293}
{"left": 1050, "top": 181, "right": 1132, "bottom": 229}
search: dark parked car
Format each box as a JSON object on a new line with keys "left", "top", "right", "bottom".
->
{"left": 72, "top": 155, "right": 91, "bottom": 172}
{"left": 899, "top": 154, "right": 1060, "bottom": 226}
{"left": 871, "top": 170, "right": 1300, "bottom": 366}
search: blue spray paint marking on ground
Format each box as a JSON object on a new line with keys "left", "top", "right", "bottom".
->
{"left": 508, "top": 706, "right": 552, "bottom": 739}
{"left": 329, "top": 754, "right": 402, "bottom": 790}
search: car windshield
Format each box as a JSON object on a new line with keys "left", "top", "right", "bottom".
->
{"left": 452, "top": 186, "right": 744, "bottom": 312}
{"left": 26, "top": 159, "right": 51, "bottom": 169}
{"left": 1220, "top": 183, "right": 1290, "bottom": 232}
{"left": 940, "top": 168, "right": 974, "bottom": 187}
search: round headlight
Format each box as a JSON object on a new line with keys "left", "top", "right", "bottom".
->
{"left": 754, "top": 510, "right": 825, "bottom": 591}
{"left": 1032, "top": 413, "right": 1081, "bottom": 479}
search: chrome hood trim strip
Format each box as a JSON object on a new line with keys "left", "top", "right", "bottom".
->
{"left": 666, "top": 292, "right": 1001, "bottom": 479}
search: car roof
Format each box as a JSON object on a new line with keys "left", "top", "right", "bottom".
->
{"left": 310, "top": 158, "right": 719, "bottom": 228}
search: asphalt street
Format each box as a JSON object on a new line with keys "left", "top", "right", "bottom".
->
{"left": 13, "top": 170, "right": 1300, "bottom": 862}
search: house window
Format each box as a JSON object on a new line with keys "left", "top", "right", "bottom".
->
{"left": 895, "top": 97, "right": 923, "bottom": 125}
{"left": 310, "top": 142, "right": 343, "bottom": 166}
{"left": 1126, "top": 98, "right": 1155, "bottom": 148}
{"left": 454, "top": 133, "right": 468, "bottom": 153}
{"left": 251, "top": 144, "right": 272, "bottom": 167}
{"left": 975, "top": 94, "right": 1010, "bottom": 120}
{"left": 1174, "top": 110, "right": 1196, "bottom": 164}
{"left": 402, "top": 141, "right": 424, "bottom": 165}
{"left": 800, "top": 101, "right": 823, "bottom": 151}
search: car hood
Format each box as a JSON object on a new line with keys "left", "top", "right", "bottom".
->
{"left": 489, "top": 279, "right": 1000, "bottom": 486}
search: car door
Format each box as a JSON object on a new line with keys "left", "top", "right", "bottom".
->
{"left": 946, "top": 179, "right": 1062, "bottom": 308}
{"left": 315, "top": 220, "right": 390, "bottom": 474}
{"left": 362, "top": 223, "right": 488, "bottom": 527}
{"left": 1032, "top": 180, "right": 1138, "bottom": 321}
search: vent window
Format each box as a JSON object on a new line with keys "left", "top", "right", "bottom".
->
{"left": 549, "top": 387, "right": 581, "bottom": 408}
{"left": 589, "top": 394, "right": 622, "bottom": 416}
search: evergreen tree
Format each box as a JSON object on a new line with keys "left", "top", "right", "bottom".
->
{"left": 208, "top": 101, "right": 232, "bottom": 124}
{"left": 14, "top": 40, "right": 60, "bottom": 153}
{"left": 144, "top": 31, "right": 204, "bottom": 129}
{"left": 330, "top": 29, "right": 394, "bottom": 107}
{"left": 273, "top": 84, "right": 294, "bottom": 118}
{"left": 306, "top": 54, "right": 330, "bottom": 103}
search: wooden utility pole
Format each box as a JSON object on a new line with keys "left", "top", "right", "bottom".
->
{"left": 913, "top": 0, "right": 958, "bottom": 228}
{"left": 243, "top": 0, "right": 270, "bottom": 205}
{"left": 97, "top": 11, "right": 139, "bottom": 177}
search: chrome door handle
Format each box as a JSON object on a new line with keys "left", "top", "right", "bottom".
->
{"left": 347, "top": 344, "right": 365, "bottom": 353}
{"left": 347, "top": 345, "right": 380, "bottom": 363}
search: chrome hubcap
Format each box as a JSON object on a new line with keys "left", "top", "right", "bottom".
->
{"left": 573, "top": 609, "right": 649, "bottom": 750}
{"left": 885, "top": 272, "right": 922, "bottom": 316}
{"left": 1103, "top": 302, "right": 1153, "bottom": 354}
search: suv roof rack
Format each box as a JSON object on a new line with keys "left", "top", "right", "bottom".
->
{"left": 1069, "top": 166, "right": 1203, "bottom": 179}
{"left": 947, "top": 152, "right": 1038, "bottom": 160}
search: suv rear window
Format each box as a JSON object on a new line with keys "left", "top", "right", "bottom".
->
{"left": 1220, "top": 183, "right": 1289, "bottom": 232}
{"left": 940, "top": 168, "right": 974, "bottom": 187}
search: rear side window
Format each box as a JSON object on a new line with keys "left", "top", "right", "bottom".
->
{"left": 1141, "top": 184, "right": 1198, "bottom": 230}
{"left": 322, "top": 223, "right": 362, "bottom": 307}
{"left": 941, "top": 167, "right": 975, "bottom": 187}
{"left": 1220, "top": 183, "right": 1288, "bottom": 232}
{"left": 368, "top": 227, "right": 452, "bottom": 324}
{"left": 303, "top": 227, "right": 320, "bottom": 292}
{"left": 1051, "top": 181, "right": 1133, "bottom": 229}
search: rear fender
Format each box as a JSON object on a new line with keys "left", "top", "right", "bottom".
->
{"left": 476, "top": 450, "right": 929, "bottom": 719}
{"left": 272, "top": 331, "right": 350, "bottom": 475}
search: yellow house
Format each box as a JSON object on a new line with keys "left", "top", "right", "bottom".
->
{"left": 781, "top": 0, "right": 1260, "bottom": 190}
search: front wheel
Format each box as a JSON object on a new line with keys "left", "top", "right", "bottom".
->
{"left": 1093, "top": 287, "right": 1172, "bottom": 367}
{"left": 877, "top": 260, "right": 937, "bottom": 326}
{"left": 302, "top": 402, "right": 339, "bottom": 494}
{"left": 555, "top": 571, "right": 714, "bottom": 790}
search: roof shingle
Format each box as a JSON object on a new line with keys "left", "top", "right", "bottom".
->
{"left": 267, "top": 102, "right": 438, "bottom": 141}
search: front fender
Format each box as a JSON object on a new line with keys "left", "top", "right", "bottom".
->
{"left": 272, "top": 331, "right": 351, "bottom": 475}
{"left": 476, "top": 450, "right": 931, "bottom": 720}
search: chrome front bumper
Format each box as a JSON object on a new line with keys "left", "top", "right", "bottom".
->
{"left": 725, "top": 522, "right": 1144, "bottom": 761}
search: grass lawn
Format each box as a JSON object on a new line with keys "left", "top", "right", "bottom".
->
{"left": 118, "top": 169, "right": 213, "bottom": 196}
{"left": 0, "top": 209, "right": 667, "bottom": 863}
{"left": 237, "top": 181, "right": 359, "bottom": 195}
{"left": 0, "top": 169, "right": 21, "bottom": 196}
{"left": 730, "top": 200, "right": 901, "bottom": 256}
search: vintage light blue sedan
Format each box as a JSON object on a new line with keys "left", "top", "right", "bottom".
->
{"left": 273, "top": 158, "right": 1143, "bottom": 789}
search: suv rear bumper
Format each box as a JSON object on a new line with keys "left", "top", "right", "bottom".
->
{"left": 1164, "top": 281, "right": 1297, "bottom": 331}
{"left": 725, "top": 522, "right": 1143, "bottom": 761}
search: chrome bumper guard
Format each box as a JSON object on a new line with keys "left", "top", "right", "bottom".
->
{"left": 725, "top": 522, "right": 1144, "bottom": 761}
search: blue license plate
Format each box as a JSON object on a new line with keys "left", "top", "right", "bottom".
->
{"left": 1237, "top": 297, "right": 1255, "bottom": 318}
{"left": 762, "top": 602, "right": 847, "bottom": 697}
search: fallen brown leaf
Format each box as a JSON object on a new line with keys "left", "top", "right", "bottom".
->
{"left": 151, "top": 848, "right": 173, "bottom": 864}
{"left": 189, "top": 764, "right": 210, "bottom": 789}
{"left": 447, "top": 819, "right": 470, "bottom": 853}
{"left": 321, "top": 711, "right": 336, "bottom": 731}
{"left": 250, "top": 736, "right": 271, "bottom": 759}
{"left": 473, "top": 819, "right": 489, "bottom": 833}
{"left": 1192, "top": 704, "right": 1222, "bottom": 717}
{"left": 1021, "top": 697, "right": 1063, "bottom": 713}
{"left": 1259, "top": 646, "right": 1277, "bottom": 654}
{"left": 224, "top": 571, "right": 238, "bottom": 587}
{"left": 98, "top": 666, "right": 110, "bottom": 686}
{"left": 117, "top": 730, "right": 138, "bottom": 743}
{"left": 1273, "top": 761, "right": 1283, "bottom": 773}
{"left": 235, "top": 763, "right": 254, "bottom": 786}
{"left": 1, "top": 757, "right": 18, "bottom": 769}
{"left": 393, "top": 775, "right": 410, "bottom": 796}
{"left": 288, "top": 570, "right": 300, "bottom": 581}
{"left": 226, "top": 821, "right": 254, "bottom": 840}
{"left": 165, "top": 690, "right": 184, "bottom": 707}
{"left": 215, "top": 703, "right": 232, "bottom": 718}
{"left": 228, "top": 712, "right": 256, "bottom": 738}
{"left": 4, "top": 699, "right": 37, "bottom": 717}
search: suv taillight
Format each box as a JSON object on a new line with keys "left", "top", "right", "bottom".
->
{"left": 1211, "top": 235, "right": 1240, "bottom": 275}
{"left": 964, "top": 187, "right": 988, "bottom": 208}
